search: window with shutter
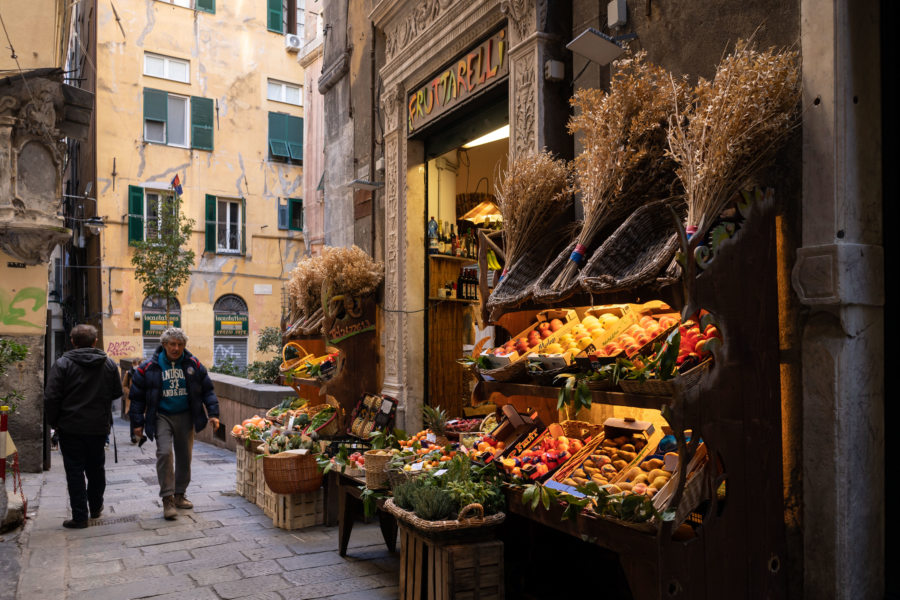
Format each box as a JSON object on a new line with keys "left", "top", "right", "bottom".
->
{"left": 288, "top": 198, "right": 303, "bottom": 231}
{"left": 287, "top": 116, "right": 303, "bottom": 161}
{"left": 268, "top": 112, "right": 290, "bottom": 158}
{"left": 277, "top": 202, "right": 289, "bottom": 229}
{"left": 143, "top": 89, "right": 167, "bottom": 143}
{"left": 191, "top": 96, "right": 214, "bottom": 151}
{"left": 128, "top": 186, "right": 144, "bottom": 245}
{"left": 205, "top": 194, "right": 216, "bottom": 252}
{"left": 267, "top": 0, "right": 283, "bottom": 32}
{"left": 195, "top": 0, "right": 214, "bottom": 13}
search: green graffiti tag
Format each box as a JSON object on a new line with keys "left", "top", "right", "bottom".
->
{"left": 0, "top": 287, "right": 46, "bottom": 329}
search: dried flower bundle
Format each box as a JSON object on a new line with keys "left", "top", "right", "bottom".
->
{"left": 494, "top": 150, "right": 570, "bottom": 275}
{"left": 666, "top": 40, "right": 800, "bottom": 239}
{"left": 553, "top": 52, "right": 688, "bottom": 291}
{"left": 285, "top": 246, "right": 384, "bottom": 321}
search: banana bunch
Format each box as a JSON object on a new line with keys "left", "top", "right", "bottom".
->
{"left": 486, "top": 250, "right": 503, "bottom": 271}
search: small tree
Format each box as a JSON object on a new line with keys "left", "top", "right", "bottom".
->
{"left": 0, "top": 338, "right": 28, "bottom": 413}
{"left": 131, "top": 193, "right": 195, "bottom": 319}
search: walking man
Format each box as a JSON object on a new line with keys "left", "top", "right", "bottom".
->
{"left": 44, "top": 324, "right": 122, "bottom": 529}
{"left": 130, "top": 328, "right": 220, "bottom": 520}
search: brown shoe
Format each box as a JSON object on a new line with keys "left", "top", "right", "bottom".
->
{"left": 162, "top": 496, "right": 177, "bottom": 520}
{"left": 174, "top": 494, "right": 193, "bottom": 509}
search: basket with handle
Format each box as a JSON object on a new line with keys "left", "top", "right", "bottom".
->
{"left": 364, "top": 449, "right": 392, "bottom": 489}
{"left": 279, "top": 342, "right": 314, "bottom": 374}
{"left": 618, "top": 358, "right": 712, "bottom": 396}
{"left": 302, "top": 395, "right": 341, "bottom": 437}
{"left": 384, "top": 499, "right": 505, "bottom": 541}
{"left": 262, "top": 452, "right": 323, "bottom": 494}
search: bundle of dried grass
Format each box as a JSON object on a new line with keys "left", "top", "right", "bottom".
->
{"left": 666, "top": 40, "right": 800, "bottom": 239}
{"left": 494, "top": 150, "right": 570, "bottom": 277}
{"left": 319, "top": 245, "right": 384, "bottom": 298}
{"left": 286, "top": 257, "right": 327, "bottom": 320}
{"left": 553, "top": 52, "right": 689, "bottom": 291}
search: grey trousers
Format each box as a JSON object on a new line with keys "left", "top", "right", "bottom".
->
{"left": 155, "top": 411, "right": 194, "bottom": 498}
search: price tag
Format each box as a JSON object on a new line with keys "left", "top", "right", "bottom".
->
{"left": 381, "top": 400, "right": 392, "bottom": 414}
{"left": 426, "top": 433, "right": 436, "bottom": 443}
{"left": 433, "top": 469, "right": 447, "bottom": 477}
{"left": 287, "top": 416, "right": 295, "bottom": 430}
{"left": 410, "top": 462, "right": 424, "bottom": 472}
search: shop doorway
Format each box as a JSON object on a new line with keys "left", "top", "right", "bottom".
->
{"left": 141, "top": 296, "right": 181, "bottom": 358}
{"left": 213, "top": 294, "right": 249, "bottom": 371}
{"left": 417, "top": 93, "right": 508, "bottom": 416}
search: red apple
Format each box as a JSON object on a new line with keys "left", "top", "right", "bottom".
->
{"left": 549, "top": 318, "right": 564, "bottom": 332}
{"left": 538, "top": 322, "right": 551, "bottom": 332}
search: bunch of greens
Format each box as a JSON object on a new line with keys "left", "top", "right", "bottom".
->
{"left": 304, "top": 406, "right": 335, "bottom": 434}
{"left": 521, "top": 480, "right": 667, "bottom": 524}
{"left": 392, "top": 455, "right": 505, "bottom": 521}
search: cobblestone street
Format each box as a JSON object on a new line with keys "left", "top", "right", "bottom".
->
{"left": 3, "top": 419, "right": 398, "bottom": 600}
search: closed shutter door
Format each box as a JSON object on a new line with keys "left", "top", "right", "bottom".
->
{"left": 143, "top": 339, "right": 158, "bottom": 359}
{"left": 214, "top": 337, "right": 248, "bottom": 370}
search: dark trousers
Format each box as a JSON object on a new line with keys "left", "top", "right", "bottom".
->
{"left": 58, "top": 432, "right": 106, "bottom": 522}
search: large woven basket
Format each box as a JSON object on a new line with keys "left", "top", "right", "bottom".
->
{"left": 279, "top": 342, "right": 314, "bottom": 374}
{"left": 302, "top": 396, "right": 341, "bottom": 437}
{"left": 580, "top": 199, "right": 686, "bottom": 295}
{"left": 618, "top": 358, "right": 712, "bottom": 396}
{"left": 364, "top": 450, "right": 392, "bottom": 489}
{"left": 262, "top": 452, "right": 322, "bottom": 494}
{"left": 473, "top": 359, "right": 529, "bottom": 383}
{"left": 384, "top": 499, "right": 505, "bottom": 541}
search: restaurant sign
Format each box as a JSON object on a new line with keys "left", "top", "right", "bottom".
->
{"left": 214, "top": 313, "right": 248, "bottom": 336}
{"left": 407, "top": 28, "right": 508, "bottom": 134}
{"left": 142, "top": 312, "right": 181, "bottom": 337}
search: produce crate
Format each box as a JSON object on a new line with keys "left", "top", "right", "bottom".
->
{"left": 255, "top": 458, "right": 266, "bottom": 508}
{"left": 399, "top": 523, "right": 503, "bottom": 600}
{"left": 273, "top": 488, "right": 324, "bottom": 530}
{"left": 479, "top": 308, "right": 579, "bottom": 369}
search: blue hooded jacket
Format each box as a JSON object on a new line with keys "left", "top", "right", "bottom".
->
{"left": 129, "top": 346, "right": 219, "bottom": 440}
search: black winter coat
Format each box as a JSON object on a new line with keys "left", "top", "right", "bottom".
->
{"left": 44, "top": 348, "right": 122, "bottom": 435}
{"left": 129, "top": 347, "right": 219, "bottom": 440}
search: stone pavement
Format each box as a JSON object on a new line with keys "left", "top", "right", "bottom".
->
{"left": 2, "top": 418, "right": 399, "bottom": 600}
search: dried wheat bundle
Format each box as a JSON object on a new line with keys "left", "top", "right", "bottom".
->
{"left": 319, "top": 245, "right": 384, "bottom": 298}
{"left": 667, "top": 40, "right": 800, "bottom": 239}
{"left": 286, "top": 256, "right": 327, "bottom": 320}
{"left": 494, "top": 149, "right": 570, "bottom": 277}
{"left": 553, "top": 52, "right": 689, "bottom": 291}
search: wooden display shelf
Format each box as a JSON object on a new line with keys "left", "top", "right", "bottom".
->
{"left": 428, "top": 296, "right": 480, "bottom": 304}
{"left": 475, "top": 380, "right": 675, "bottom": 411}
{"left": 429, "top": 253, "right": 478, "bottom": 263}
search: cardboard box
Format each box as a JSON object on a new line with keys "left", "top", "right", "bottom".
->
{"left": 481, "top": 309, "right": 579, "bottom": 369}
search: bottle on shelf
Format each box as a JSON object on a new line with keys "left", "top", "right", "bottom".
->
{"left": 437, "top": 220, "right": 445, "bottom": 254}
{"left": 428, "top": 216, "right": 438, "bottom": 254}
{"left": 442, "top": 221, "right": 450, "bottom": 254}
{"left": 450, "top": 224, "right": 459, "bottom": 256}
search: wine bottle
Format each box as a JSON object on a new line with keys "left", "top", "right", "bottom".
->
{"left": 427, "top": 216, "right": 438, "bottom": 254}
{"left": 450, "top": 224, "right": 458, "bottom": 256}
{"left": 437, "top": 220, "right": 445, "bottom": 254}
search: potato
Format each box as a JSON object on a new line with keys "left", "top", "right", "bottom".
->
{"left": 572, "top": 476, "right": 589, "bottom": 486}
{"left": 648, "top": 469, "right": 668, "bottom": 481}
{"left": 593, "top": 454, "right": 612, "bottom": 466}
{"left": 612, "top": 436, "right": 629, "bottom": 445}
{"left": 640, "top": 461, "right": 653, "bottom": 472}
{"left": 634, "top": 473, "right": 649, "bottom": 485}
{"left": 617, "top": 450, "right": 637, "bottom": 462}
{"left": 562, "top": 478, "right": 576, "bottom": 486}
{"left": 646, "top": 458, "right": 664, "bottom": 470}
{"left": 618, "top": 481, "right": 633, "bottom": 491}
{"left": 583, "top": 465, "right": 599, "bottom": 475}
{"left": 621, "top": 443, "right": 636, "bottom": 453}
{"left": 623, "top": 467, "right": 642, "bottom": 481}
{"left": 572, "top": 468, "right": 587, "bottom": 478}
{"left": 650, "top": 476, "right": 669, "bottom": 490}
{"left": 602, "top": 439, "right": 618, "bottom": 448}
{"left": 591, "top": 474, "right": 608, "bottom": 485}
{"left": 612, "top": 459, "right": 628, "bottom": 471}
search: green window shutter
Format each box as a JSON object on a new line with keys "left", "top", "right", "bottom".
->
{"left": 196, "top": 0, "right": 214, "bottom": 13}
{"left": 267, "top": 0, "right": 283, "bottom": 32}
{"left": 191, "top": 96, "right": 214, "bottom": 151}
{"left": 205, "top": 194, "right": 216, "bottom": 253}
{"left": 268, "top": 112, "right": 290, "bottom": 158}
{"left": 240, "top": 198, "right": 247, "bottom": 255}
{"left": 143, "top": 88, "right": 167, "bottom": 120}
{"left": 128, "top": 185, "right": 144, "bottom": 245}
{"left": 287, "top": 116, "right": 303, "bottom": 161}
{"left": 289, "top": 198, "right": 303, "bottom": 231}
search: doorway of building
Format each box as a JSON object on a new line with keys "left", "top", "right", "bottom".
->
{"left": 213, "top": 294, "right": 249, "bottom": 371}
{"left": 142, "top": 296, "right": 181, "bottom": 358}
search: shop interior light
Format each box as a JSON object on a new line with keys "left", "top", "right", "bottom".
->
{"left": 566, "top": 27, "right": 625, "bottom": 66}
{"left": 462, "top": 124, "right": 509, "bottom": 149}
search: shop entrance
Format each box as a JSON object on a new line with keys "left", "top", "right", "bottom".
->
{"left": 141, "top": 296, "right": 181, "bottom": 358}
{"left": 213, "top": 294, "right": 249, "bottom": 370}
{"left": 417, "top": 92, "right": 508, "bottom": 417}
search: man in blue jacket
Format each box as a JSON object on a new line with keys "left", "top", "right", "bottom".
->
{"left": 44, "top": 324, "right": 122, "bottom": 528}
{"left": 130, "top": 327, "right": 220, "bottom": 520}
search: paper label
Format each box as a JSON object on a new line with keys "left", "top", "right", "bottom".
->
{"left": 287, "top": 416, "right": 295, "bottom": 431}
{"left": 381, "top": 400, "right": 392, "bottom": 414}
{"left": 426, "top": 433, "right": 436, "bottom": 443}
{"left": 433, "top": 469, "right": 447, "bottom": 477}
{"left": 410, "top": 462, "right": 424, "bottom": 472}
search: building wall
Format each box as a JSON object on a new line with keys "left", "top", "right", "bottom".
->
{"left": 300, "top": 0, "right": 325, "bottom": 256}
{"left": 0, "top": 0, "right": 69, "bottom": 71}
{"left": 93, "top": 0, "right": 306, "bottom": 367}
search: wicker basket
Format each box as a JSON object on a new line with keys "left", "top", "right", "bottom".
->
{"left": 262, "top": 452, "right": 323, "bottom": 494}
{"left": 364, "top": 450, "right": 392, "bottom": 489}
{"left": 387, "top": 465, "right": 427, "bottom": 490}
{"left": 560, "top": 419, "right": 603, "bottom": 441}
{"left": 585, "top": 378, "right": 616, "bottom": 392}
{"left": 245, "top": 438, "right": 264, "bottom": 453}
{"left": 618, "top": 358, "right": 712, "bottom": 396}
{"left": 384, "top": 499, "right": 505, "bottom": 541}
{"left": 527, "top": 363, "right": 578, "bottom": 387}
{"left": 279, "top": 342, "right": 314, "bottom": 374}
{"left": 473, "top": 359, "right": 529, "bottom": 383}
{"left": 580, "top": 199, "right": 686, "bottom": 295}
{"left": 303, "top": 396, "right": 340, "bottom": 437}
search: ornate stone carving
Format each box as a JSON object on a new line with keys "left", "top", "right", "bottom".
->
{"left": 512, "top": 51, "right": 536, "bottom": 157}
{"left": 500, "top": 0, "right": 547, "bottom": 41}
{"left": 0, "top": 96, "right": 19, "bottom": 116}
{"left": 385, "top": 0, "right": 456, "bottom": 62}
{"left": 381, "top": 84, "right": 405, "bottom": 135}
{"left": 0, "top": 223, "right": 71, "bottom": 265}
{"left": 17, "top": 90, "right": 59, "bottom": 138}
{"left": 383, "top": 133, "right": 400, "bottom": 380}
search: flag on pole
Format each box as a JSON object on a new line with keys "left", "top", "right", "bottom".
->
{"left": 171, "top": 174, "right": 183, "bottom": 197}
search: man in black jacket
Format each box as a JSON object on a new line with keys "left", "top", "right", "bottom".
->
{"left": 44, "top": 324, "right": 122, "bottom": 529}
{"left": 130, "top": 327, "right": 219, "bottom": 520}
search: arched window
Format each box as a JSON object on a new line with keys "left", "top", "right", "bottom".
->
{"left": 213, "top": 294, "right": 249, "bottom": 370}
{"left": 142, "top": 296, "right": 181, "bottom": 358}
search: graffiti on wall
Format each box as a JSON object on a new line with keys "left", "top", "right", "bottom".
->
{"left": 104, "top": 337, "right": 140, "bottom": 358}
{"left": 0, "top": 287, "right": 45, "bottom": 330}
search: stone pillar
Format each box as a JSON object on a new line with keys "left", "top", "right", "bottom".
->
{"left": 793, "top": 0, "right": 884, "bottom": 597}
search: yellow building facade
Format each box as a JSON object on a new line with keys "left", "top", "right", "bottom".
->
{"left": 93, "top": 0, "right": 306, "bottom": 368}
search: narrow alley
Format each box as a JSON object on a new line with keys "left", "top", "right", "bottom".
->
{"left": 5, "top": 419, "right": 398, "bottom": 600}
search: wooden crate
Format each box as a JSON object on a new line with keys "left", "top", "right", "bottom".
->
{"left": 273, "top": 488, "right": 324, "bottom": 530}
{"left": 255, "top": 458, "right": 267, "bottom": 508}
{"left": 399, "top": 524, "right": 503, "bottom": 600}
{"left": 235, "top": 445, "right": 245, "bottom": 490}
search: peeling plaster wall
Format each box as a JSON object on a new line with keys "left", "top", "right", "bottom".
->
{"left": 94, "top": 0, "right": 305, "bottom": 368}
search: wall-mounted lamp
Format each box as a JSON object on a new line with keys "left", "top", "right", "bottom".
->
{"left": 567, "top": 27, "right": 637, "bottom": 66}
{"left": 85, "top": 216, "right": 107, "bottom": 236}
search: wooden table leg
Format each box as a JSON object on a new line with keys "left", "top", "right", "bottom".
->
{"left": 338, "top": 483, "right": 355, "bottom": 557}
{"left": 378, "top": 509, "right": 398, "bottom": 553}
{"left": 324, "top": 471, "right": 340, "bottom": 526}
